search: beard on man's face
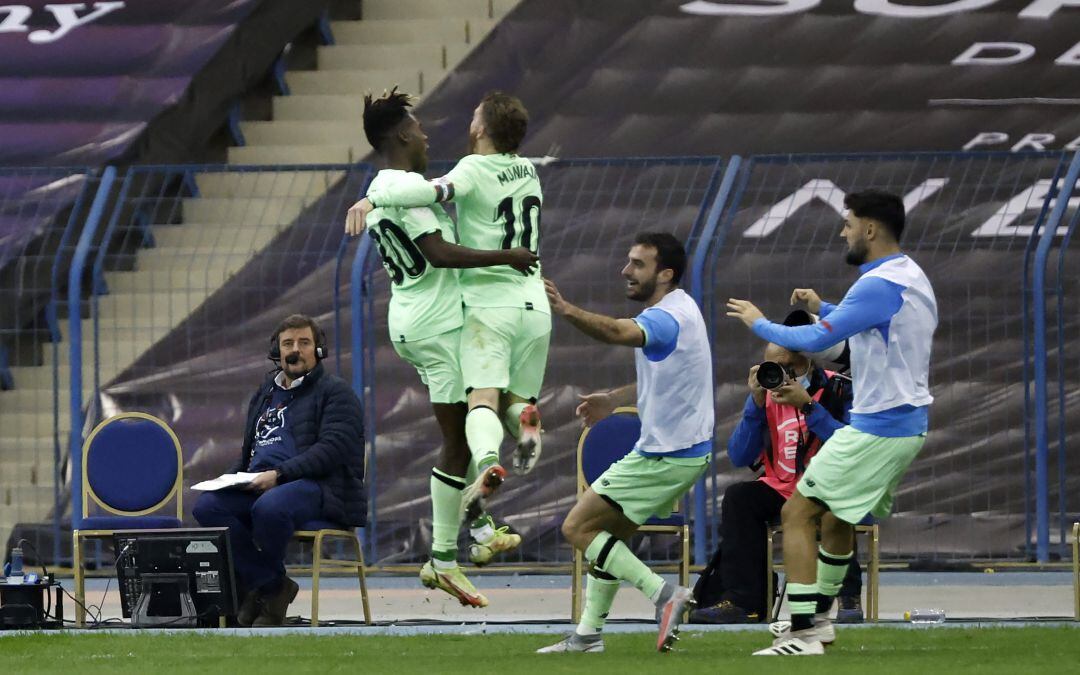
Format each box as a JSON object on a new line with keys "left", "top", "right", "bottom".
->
{"left": 626, "top": 276, "right": 657, "bottom": 301}
{"left": 845, "top": 239, "right": 868, "bottom": 266}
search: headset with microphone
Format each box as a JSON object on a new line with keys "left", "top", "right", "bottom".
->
{"left": 267, "top": 317, "right": 328, "bottom": 366}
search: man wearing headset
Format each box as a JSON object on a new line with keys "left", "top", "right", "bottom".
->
{"left": 193, "top": 313, "right": 365, "bottom": 627}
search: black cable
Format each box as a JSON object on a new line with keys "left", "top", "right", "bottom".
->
{"left": 16, "top": 539, "right": 53, "bottom": 621}
{"left": 82, "top": 575, "right": 112, "bottom": 626}
{"left": 57, "top": 584, "right": 98, "bottom": 626}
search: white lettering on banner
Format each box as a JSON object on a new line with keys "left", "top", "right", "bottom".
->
{"left": 953, "top": 42, "right": 1037, "bottom": 66}
{"left": 681, "top": 0, "right": 1077, "bottom": 17}
{"left": 680, "top": 0, "right": 820, "bottom": 16}
{"left": 1055, "top": 41, "right": 1080, "bottom": 64}
{"left": 0, "top": 3, "right": 125, "bottom": 43}
{"left": 855, "top": 0, "right": 998, "bottom": 18}
{"left": 963, "top": 131, "right": 1080, "bottom": 151}
{"left": 1011, "top": 133, "right": 1056, "bottom": 151}
{"left": 742, "top": 178, "right": 948, "bottom": 237}
{"left": 964, "top": 132, "right": 1011, "bottom": 150}
{"left": 30, "top": 2, "right": 125, "bottom": 44}
{"left": 0, "top": 5, "right": 31, "bottom": 33}
{"left": 970, "top": 180, "right": 1078, "bottom": 236}
{"left": 1019, "top": 0, "right": 1080, "bottom": 19}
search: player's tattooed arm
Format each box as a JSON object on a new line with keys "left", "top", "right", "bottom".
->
{"left": 544, "top": 278, "right": 645, "bottom": 347}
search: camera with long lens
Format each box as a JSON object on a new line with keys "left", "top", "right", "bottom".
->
{"left": 756, "top": 361, "right": 795, "bottom": 390}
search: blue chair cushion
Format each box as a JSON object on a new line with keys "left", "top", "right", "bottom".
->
{"left": 581, "top": 413, "right": 641, "bottom": 485}
{"left": 298, "top": 520, "right": 350, "bottom": 532}
{"left": 80, "top": 515, "right": 181, "bottom": 531}
{"left": 644, "top": 514, "right": 685, "bottom": 527}
{"left": 86, "top": 416, "right": 179, "bottom": 512}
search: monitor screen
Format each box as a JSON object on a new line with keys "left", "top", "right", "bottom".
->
{"left": 113, "top": 528, "right": 238, "bottom": 626}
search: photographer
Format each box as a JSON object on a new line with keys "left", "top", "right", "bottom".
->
{"left": 692, "top": 342, "right": 862, "bottom": 624}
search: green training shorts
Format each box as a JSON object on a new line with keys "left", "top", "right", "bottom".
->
{"left": 392, "top": 327, "right": 465, "bottom": 404}
{"left": 459, "top": 305, "right": 551, "bottom": 400}
{"left": 592, "top": 451, "right": 709, "bottom": 525}
{"left": 797, "top": 425, "right": 925, "bottom": 524}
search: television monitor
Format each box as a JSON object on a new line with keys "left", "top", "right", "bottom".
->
{"left": 112, "top": 528, "right": 238, "bottom": 627}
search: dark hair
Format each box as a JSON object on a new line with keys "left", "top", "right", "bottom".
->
{"left": 480, "top": 92, "right": 528, "bottom": 153}
{"left": 634, "top": 232, "right": 687, "bottom": 285}
{"left": 844, "top": 189, "right": 905, "bottom": 241}
{"left": 272, "top": 314, "right": 325, "bottom": 347}
{"left": 363, "top": 87, "right": 413, "bottom": 154}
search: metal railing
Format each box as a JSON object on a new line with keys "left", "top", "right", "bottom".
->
{"left": 1, "top": 152, "right": 1076, "bottom": 567}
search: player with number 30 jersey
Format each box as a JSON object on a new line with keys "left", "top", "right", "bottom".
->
{"left": 365, "top": 92, "right": 550, "bottom": 506}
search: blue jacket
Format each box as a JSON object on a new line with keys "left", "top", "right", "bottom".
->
{"left": 236, "top": 362, "right": 366, "bottom": 526}
{"left": 727, "top": 367, "right": 852, "bottom": 470}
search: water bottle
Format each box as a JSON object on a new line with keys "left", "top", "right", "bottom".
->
{"left": 905, "top": 608, "right": 945, "bottom": 624}
{"left": 8, "top": 546, "right": 24, "bottom": 581}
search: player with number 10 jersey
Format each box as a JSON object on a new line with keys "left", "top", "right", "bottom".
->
{"left": 365, "top": 92, "right": 549, "bottom": 504}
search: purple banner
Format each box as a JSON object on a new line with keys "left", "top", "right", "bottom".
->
{"left": 0, "top": 0, "right": 258, "bottom": 166}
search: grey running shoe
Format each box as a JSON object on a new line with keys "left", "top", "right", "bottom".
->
{"left": 655, "top": 584, "right": 695, "bottom": 652}
{"left": 536, "top": 633, "right": 605, "bottom": 653}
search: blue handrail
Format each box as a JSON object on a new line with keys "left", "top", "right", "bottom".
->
{"left": 1054, "top": 191, "right": 1080, "bottom": 558}
{"left": 1030, "top": 151, "right": 1080, "bottom": 562}
{"left": 47, "top": 171, "right": 94, "bottom": 561}
{"left": 68, "top": 166, "right": 117, "bottom": 530}
{"left": 1019, "top": 154, "right": 1068, "bottom": 559}
{"left": 332, "top": 234, "right": 351, "bottom": 375}
{"left": 350, "top": 232, "right": 375, "bottom": 558}
{"left": 687, "top": 156, "right": 740, "bottom": 563}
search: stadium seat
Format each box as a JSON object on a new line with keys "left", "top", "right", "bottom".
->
{"left": 290, "top": 523, "right": 372, "bottom": 626}
{"left": 72, "top": 413, "right": 183, "bottom": 628}
{"left": 765, "top": 522, "right": 880, "bottom": 622}
{"left": 570, "top": 407, "right": 691, "bottom": 623}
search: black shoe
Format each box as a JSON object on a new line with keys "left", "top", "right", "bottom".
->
{"left": 236, "top": 590, "right": 260, "bottom": 627}
{"left": 689, "top": 599, "right": 760, "bottom": 624}
{"left": 252, "top": 577, "right": 299, "bottom": 627}
{"left": 836, "top": 595, "right": 864, "bottom": 623}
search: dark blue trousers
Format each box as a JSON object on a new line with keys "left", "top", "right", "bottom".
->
{"left": 192, "top": 479, "right": 322, "bottom": 594}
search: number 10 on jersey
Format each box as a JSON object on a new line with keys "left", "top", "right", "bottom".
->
{"left": 496, "top": 195, "right": 541, "bottom": 254}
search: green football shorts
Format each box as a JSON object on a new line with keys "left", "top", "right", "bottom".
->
{"left": 797, "top": 425, "right": 926, "bottom": 524}
{"left": 591, "top": 451, "right": 709, "bottom": 525}
{"left": 459, "top": 305, "right": 551, "bottom": 400}
{"left": 392, "top": 327, "right": 465, "bottom": 404}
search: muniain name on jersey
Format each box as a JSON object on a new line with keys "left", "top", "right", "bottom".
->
{"left": 495, "top": 161, "right": 537, "bottom": 186}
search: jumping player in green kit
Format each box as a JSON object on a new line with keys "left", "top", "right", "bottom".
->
{"left": 347, "top": 89, "right": 537, "bottom": 607}
{"left": 349, "top": 92, "right": 549, "bottom": 512}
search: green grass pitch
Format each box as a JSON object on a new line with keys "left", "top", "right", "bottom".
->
{"left": 2, "top": 627, "right": 1078, "bottom": 674}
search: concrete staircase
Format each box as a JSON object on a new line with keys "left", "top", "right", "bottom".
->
{"left": 231, "top": 0, "right": 516, "bottom": 165}
{"left": 0, "top": 0, "right": 518, "bottom": 554}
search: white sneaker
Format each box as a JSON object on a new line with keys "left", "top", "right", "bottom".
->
{"left": 513, "top": 404, "right": 542, "bottom": 474}
{"left": 753, "top": 637, "right": 826, "bottom": 656}
{"left": 769, "top": 617, "right": 835, "bottom": 645}
{"left": 536, "top": 633, "right": 605, "bottom": 653}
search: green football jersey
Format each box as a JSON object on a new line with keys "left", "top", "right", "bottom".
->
{"left": 366, "top": 169, "right": 463, "bottom": 343}
{"left": 367, "top": 153, "right": 547, "bottom": 313}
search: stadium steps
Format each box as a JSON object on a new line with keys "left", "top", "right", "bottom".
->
{"left": 0, "top": 1, "right": 521, "bottom": 550}
{"left": 229, "top": 1, "right": 516, "bottom": 165}
{"left": 0, "top": 189, "right": 315, "bottom": 548}
{"left": 0, "top": 389, "right": 71, "bottom": 549}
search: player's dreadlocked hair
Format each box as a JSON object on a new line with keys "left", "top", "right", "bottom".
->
{"left": 363, "top": 87, "right": 413, "bottom": 153}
